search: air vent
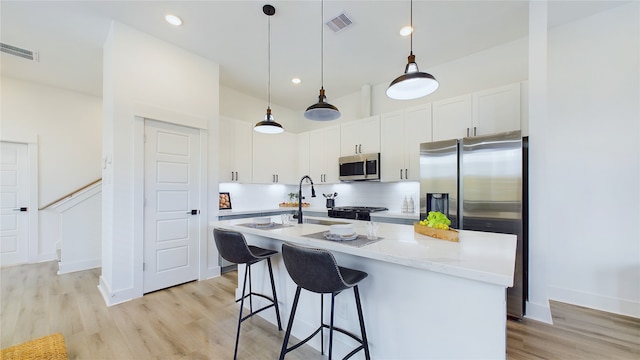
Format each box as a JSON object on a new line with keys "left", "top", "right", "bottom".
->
{"left": 326, "top": 12, "right": 353, "bottom": 33}
{"left": 0, "top": 43, "right": 39, "bottom": 61}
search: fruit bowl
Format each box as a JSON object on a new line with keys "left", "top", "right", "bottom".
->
{"left": 414, "top": 223, "right": 459, "bottom": 242}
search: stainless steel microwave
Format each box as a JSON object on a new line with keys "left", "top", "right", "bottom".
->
{"left": 338, "top": 153, "right": 381, "bottom": 181}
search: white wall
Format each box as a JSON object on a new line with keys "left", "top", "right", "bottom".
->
{"left": 219, "top": 182, "right": 419, "bottom": 215}
{"left": 100, "top": 21, "right": 219, "bottom": 305}
{"left": 0, "top": 77, "right": 102, "bottom": 260}
{"left": 0, "top": 77, "right": 102, "bottom": 207}
{"left": 540, "top": 3, "right": 639, "bottom": 317}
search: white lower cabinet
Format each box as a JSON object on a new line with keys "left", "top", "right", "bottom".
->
{"left": 219, "top": 117, "right": 252, "bottom": 182}
{"left": 381, "top": 104, "right": 432, "bottom": 182}
{"left": 252, "top": 131, "right": 297, "bottom": 184}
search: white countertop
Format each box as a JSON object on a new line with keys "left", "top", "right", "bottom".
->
{"left": 210, "top": 216, "right": 517, "bottom": 287}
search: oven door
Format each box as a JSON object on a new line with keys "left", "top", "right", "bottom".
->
{"left": 339, "top": 153, "right": 380, "bottom": 181}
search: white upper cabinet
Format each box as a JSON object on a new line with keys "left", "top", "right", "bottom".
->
{"left": 380, "top": 104, "right": 432, "bottom": 182}
{"left": 340, "top": 115, "right": 381, "bottom": 156}
{"left": 432, "top": 83, "right": 521, "bottom": 141}
{"left": 432, "top": 94, "right": 473, "bottom": 141}
{"left": 473, "top": 83, "right": 521, "bottom": 136}
{"left": 309, "top": 125, "right": 341, "bottom": 183}
{"left": 252, "top": 131, "right": 298, "bottom": 184}
{"left": 219, "top": 117, "right": 252, "bottom": 183}
{"left": 297, "top": 132, "right": 310, "bottom": 180}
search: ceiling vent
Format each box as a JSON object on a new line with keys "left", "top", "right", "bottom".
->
{"left": 326, "top": 12, "right": 353, "bottom": 33}
{"left": 0, "top": 43, "right": 39, "bottom": 62}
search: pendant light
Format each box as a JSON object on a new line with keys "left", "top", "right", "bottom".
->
{"left": 386, "top": 0, "right": 439, "bottom": 100}
{"left": 304, "top": 0, "right": 340, "bottom": 121}
{"left": 254, "top": 4, "right": 284, "bottom": 134}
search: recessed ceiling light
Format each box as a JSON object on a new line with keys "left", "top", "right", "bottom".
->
{"left": 165, "top": 14, "right": 183, "bottom": 26}
{"left": 291, "top": 78, "right": 301, "bottom": 85}
{"left": 400, "top": 26, "right": 413, "bottom": 36}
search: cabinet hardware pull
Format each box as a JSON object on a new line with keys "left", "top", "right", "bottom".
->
{"left": 405, "top": 169, "right": 408, "bottom": 179}
{"left": 466, "top": 128, "right": 470, "bottom": 137}
{"left": 235, "top": 171, "right": 238, "bottom": 181}
{"left": 473, "top": 126, "right": 477, "bottom": 136}
{"left": 400, "top": 169, "right": 403, "bottom": 179}
{"left": 231, "top": 171, "right": 234, "bottom": 181}
{"left": 276, "top": 174, "right": 279, "bottom": 183}
{"left": 359, "top": 144, "right": 362, "bottom": 153}
{"left": 355, "top": 144, "right": 358, "bottom": 154}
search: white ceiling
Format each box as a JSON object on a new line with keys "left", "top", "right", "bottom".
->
{"left": 0, "top": 1, "right": 628, "bottom": 112}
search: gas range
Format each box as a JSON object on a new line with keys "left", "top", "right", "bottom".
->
{"left": 327, "top": 206, "right": 388, "bottom": 221}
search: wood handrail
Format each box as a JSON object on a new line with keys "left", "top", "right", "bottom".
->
{"left": 39, "top": 178, "right": 102, "bottom": 210}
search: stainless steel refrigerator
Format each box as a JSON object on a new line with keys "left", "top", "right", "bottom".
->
{"left": 419, "top": 131, "right": 528, "bottom": 319}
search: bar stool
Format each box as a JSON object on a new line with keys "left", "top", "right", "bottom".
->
{"left": 279, "top": 243, "right": 371, "bottom": 360}
{"left": 213, "top": 228, "right": 283, "bottom": 360}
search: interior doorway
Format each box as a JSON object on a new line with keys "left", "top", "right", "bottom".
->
{"left": 142, "top": 120, "right": 201, "bottom": 293}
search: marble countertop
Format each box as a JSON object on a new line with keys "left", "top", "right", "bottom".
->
{"left": 210, "top": 216, "right": 517, "bottom": 287}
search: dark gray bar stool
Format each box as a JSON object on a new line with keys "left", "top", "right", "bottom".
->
{"left": 213, "top": 228, "right": 283, "bottom": 360}
{"left": 279, "top": 243, "right": 370, "bottom": 360}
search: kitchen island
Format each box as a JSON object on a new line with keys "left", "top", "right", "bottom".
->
{"left": 210, "top": 217, "right": 517, "bottom": 359}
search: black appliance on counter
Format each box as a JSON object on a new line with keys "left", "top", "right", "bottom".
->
{"left": 328, "top": 206, "right": 388, "bottom": 221}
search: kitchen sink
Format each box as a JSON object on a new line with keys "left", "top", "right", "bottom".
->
{"left": 303, "top": 219, "right": 350, "bottom": 226}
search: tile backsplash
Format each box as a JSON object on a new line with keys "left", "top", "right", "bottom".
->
{"left": 219, "top": 181, "right": 420, "bottom": 214}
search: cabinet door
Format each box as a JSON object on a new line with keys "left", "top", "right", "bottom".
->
{"left": 233, "top": 120, "right": 252, "bottom": 182}
{"left": 309, "top": 126, "right": 340, "bottom": 183}
{"left": 298, "top": 132, "right": 310, "bottom": 180}
{"left": 219, "top": 117, "right": 234, "bottom": 182}
{"left": 252, "top": 132, "right": 277, "bottom": 184}
{"left": 473, "top": 83, "right": 521, "bottom": 136}
{"left": 274, "top": 132, "right": 298, "bottom": 184}
{"left": 340, "top": 115, "right": 381, "bottom": 156}
{"left": 219, "top": 117, "right": 252, "bottom": 182}
{"left": 432, "top": 95, "right": 473, "bottom": 141}
{"left": 380, "top": 111, "right": 405, "bottom": 182}
{"left": 403, "top": 104, "right": 432, "bottom": 181}
{"left": 358, "top": 115, "right": 381, "bottom": 154}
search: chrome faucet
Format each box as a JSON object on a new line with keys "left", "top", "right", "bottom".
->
{"left": 298, "top": 175, "right": 316, "bottom": 224}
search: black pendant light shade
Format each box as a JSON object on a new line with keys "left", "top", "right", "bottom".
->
{"left": 386, "top": 53, "right": 439, "bottom": 100}
{"left": 254, "top": 4, "right": 284, "bottom": 134}
{"left": 254, "top": 107, "right": 283, "bottom": 134}
{"left": 304, "top": 88, "right": 340, "bottom": 121}
{"left": 386, "top": 0, "right": 439, "bottom": 100}
{"left": 304, "top": 0, "right": 340, "bottom": 121}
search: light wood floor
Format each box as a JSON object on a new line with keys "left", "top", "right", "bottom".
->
{"left": 1, "top": 261, "right": 639, "bottom": 359}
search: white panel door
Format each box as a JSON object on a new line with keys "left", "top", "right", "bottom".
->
{"left": 144, "top": 120, "right": 200, "bottom": 293}
{"left": 0, "top": 142, "right": 29, "bottom": 266}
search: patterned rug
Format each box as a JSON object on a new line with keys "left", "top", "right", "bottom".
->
{"left": 1, "top": 333, "right": 67, "bottom": 360}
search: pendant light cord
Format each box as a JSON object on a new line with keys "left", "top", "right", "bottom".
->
{"left": 268, "top": 13, "right": 272, "bottom": 108}
{"left": 410, "top": 0, "right": 413, "bottom": 55}
{"left": 320, "top": 0, "right": 324, "bottom": 89}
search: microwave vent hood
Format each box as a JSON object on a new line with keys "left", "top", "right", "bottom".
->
{"left": 339, "top": 153, "right": 381, "bottom": 182}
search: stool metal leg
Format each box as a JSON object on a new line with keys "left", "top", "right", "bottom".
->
{"left": 234, "top": 263, "right": 250, "bottom": 360}
{"left": 267, "top": 258, "right": 283, "bottom": 330}
{"left": 354, "top": 285, "right": 371, "bottom": 360}
{"left": 279, "top": 286, "right": 302, "bottom": 360}
{"left": 329, "top": 293, "right": 336, "bottom": 360}
{"left": 321, "top": 294, "right": 324, "bottom": 355}
{"left": 248, "top": 264, "right": 253, "bottom": 314}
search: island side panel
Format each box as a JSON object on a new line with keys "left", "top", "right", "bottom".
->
{"left": 239, "top": 233, "right": 508, "bottom": 360}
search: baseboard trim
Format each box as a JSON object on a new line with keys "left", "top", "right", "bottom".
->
{"left": 58, "top": 258, "right": 100, "bottom": 275}
{"left": 525, "top": 300, "right": 553, "bottom": 324}
{"left": 548, "top": 286, "right": 640, "bottom": 319}
{"left": 98, "top": 275, "right": 135, "bottom": 307}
